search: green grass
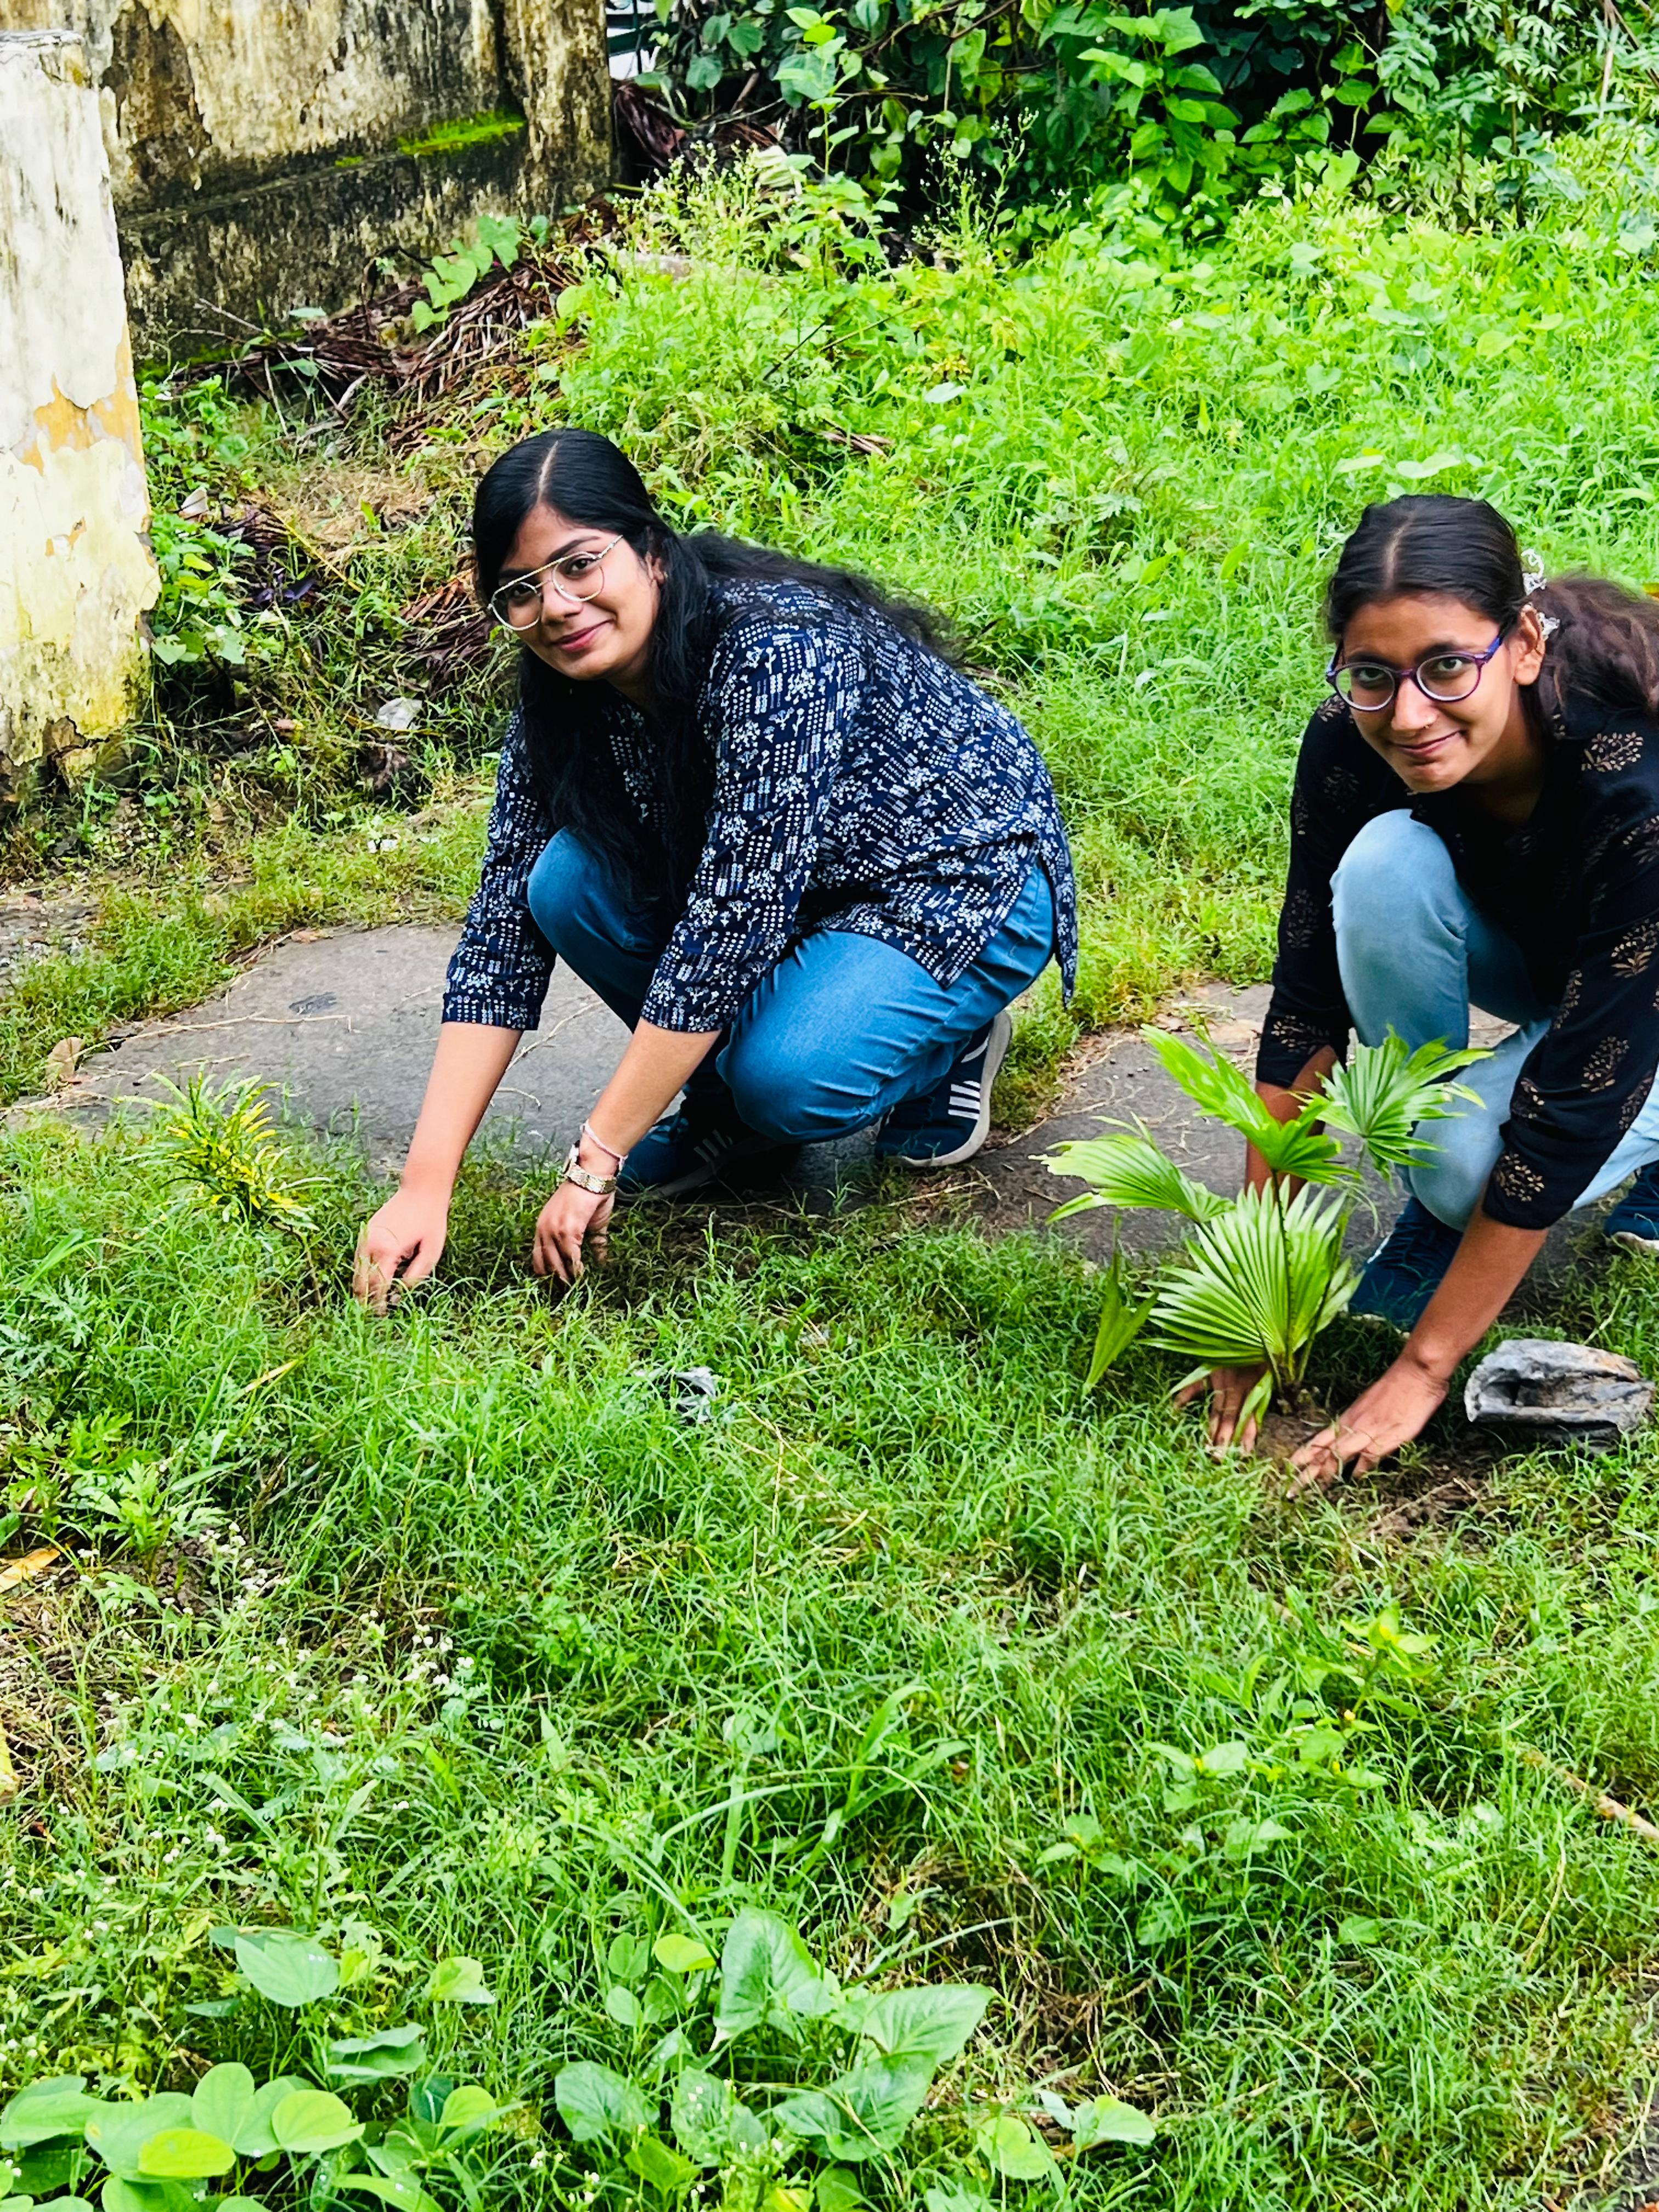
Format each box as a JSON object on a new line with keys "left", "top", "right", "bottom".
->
{"left": 6, "top": 1115, "right": 1659, "bottom": 2209}
{"left": 10, "top": 126, "right": 1659, "bottom": 2209}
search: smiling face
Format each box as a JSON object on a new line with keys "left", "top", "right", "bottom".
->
{"left": 1335, "top": 591, "right": 1547, "bottom": 799}
{"left": 495, "top": 502, "right": 661, "bottom": 701}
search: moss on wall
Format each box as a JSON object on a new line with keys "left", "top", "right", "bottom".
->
{"left": 0, "top": 0, "right": 611, "bottom": 351}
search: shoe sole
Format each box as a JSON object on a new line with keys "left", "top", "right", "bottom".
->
{"left": 1609, "top": 1226, "right": 1659, "bottom": 1256}
{"left": 895, "top": 1007, "right": 1013, "bottom": 1170}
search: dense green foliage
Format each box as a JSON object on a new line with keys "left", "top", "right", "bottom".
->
{"left": 643, "top": 0, "right": 1657, "bottom": 214}
{"left": 10, "top": 125, "right": 1659, "bottom": 2212}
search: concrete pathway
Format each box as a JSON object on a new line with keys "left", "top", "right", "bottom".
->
{"left": 31, "top": 922, "right": 1519, "bottom": 1255}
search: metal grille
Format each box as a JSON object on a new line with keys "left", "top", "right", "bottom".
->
{"left": 607, "top": 0, "right": 658, "bottom": 78}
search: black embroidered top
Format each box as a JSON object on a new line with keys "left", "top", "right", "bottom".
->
{"left": 1258, "top": 691, "right": 1659, "bottom": 1231}
{"left": 443, "top": 577, "right": 1078, "bottom": 1038}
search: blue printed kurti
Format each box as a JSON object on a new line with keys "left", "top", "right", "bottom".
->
{"left": 442, "top": 577, "right": 1078, "bottom": 1036}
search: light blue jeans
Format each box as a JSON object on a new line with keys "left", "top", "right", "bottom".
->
{"left": 526, "top": 830, "right": 1056, "bottom": 1143}
{"left": 1331, "top": 811, "right": 1659, "bottom": 1227}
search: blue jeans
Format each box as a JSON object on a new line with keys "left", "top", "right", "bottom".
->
{"left": 1331, "top": 811, "right": 1659, "bottom": 1227}
{"left": 526, "top": 830, "right": 1057, "bottom": 1144}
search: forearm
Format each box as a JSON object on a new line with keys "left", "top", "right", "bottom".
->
{"left": 402, "top": 1022, "right": 523, "bottom": 1194}
{"left": 1246, "top": 1047, "right": 1338, "bottom": 1193}
{"left": 1401, "top": 1205, "right": 1547, "bottom": 1383}
{"left": 584, "top": 1020, "right": 720, "bottom": 1159}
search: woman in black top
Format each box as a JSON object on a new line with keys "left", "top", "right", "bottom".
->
{"left": 1208, "top": 494, "right": 1659, "bottom": 1487}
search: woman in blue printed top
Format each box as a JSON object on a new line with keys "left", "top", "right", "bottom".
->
{"left": 354, "top": 429, "right": 1076, "bottom": 1299}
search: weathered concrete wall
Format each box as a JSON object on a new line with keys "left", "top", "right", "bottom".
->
{"left": 0, "top": 0, "right": 611, "bottom": 354}
{"left": 0, "top": 31, "right": 157, "bottom": 802}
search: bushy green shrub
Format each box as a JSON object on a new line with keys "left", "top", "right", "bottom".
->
{"left": 644, "top": 0, "right": 1655, "bottom": 216}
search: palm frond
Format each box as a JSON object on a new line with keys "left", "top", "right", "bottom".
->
{"left": 1148, "top": 1184, "right": 1352, "bottom": 1388}
{"left": 1142, "top": 1029, "right": 1350, "bottom": 1186}
{"left": 1043, "top": 1129, "right": 1231, "bottom": 1223}
{"left": 1084, "top": 1260, "right": 1157, "bottom": 1388}
{"left": 1316, "top": 1033, "right": 1490, "bottom": 1177}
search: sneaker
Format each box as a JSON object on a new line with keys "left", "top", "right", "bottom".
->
{"left": 616, "top": 1095, "right": 781, "bottom": 1200}
{"left": 1605, "top": 1162, "right": 1659, "bottom": 1255}
{"left": 876, "top": 1009, "right": 1013, "bottom": 1169}
{"left": 1348, "top": 1197, "right": 1463, "bottom": 1331}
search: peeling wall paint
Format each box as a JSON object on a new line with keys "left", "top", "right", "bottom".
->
{"left": 0, "top": 30, "right": 157, "bottom": 802}
{"left": 0, "top": 0, "right": 611, "bottom": 351}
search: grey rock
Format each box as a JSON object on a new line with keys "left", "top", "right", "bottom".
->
{"left": 1464, "top": 1338, "right": 1653, "bottom": 1452}
{"left": 650, "top": 1367, "right": 720, "bottom": 1423}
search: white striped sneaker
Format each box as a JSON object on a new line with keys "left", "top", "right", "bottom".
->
{"left": 876, "top": 1008, "right": 1013, "bottom": 1168}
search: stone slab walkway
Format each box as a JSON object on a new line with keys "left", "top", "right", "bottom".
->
{"left": 55, "top": 924, "right": 630, "bottom": 1174}
{"left": 29, "top": 922, "right": 1526, "bottom": 1260}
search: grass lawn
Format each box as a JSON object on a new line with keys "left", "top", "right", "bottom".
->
{"left": 7, "top": 134, "right": 1659, "bottom": 2210}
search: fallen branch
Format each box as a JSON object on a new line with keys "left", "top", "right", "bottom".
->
{"left": 1515, "top": 1740, "right": 1659, "bottom": 1846}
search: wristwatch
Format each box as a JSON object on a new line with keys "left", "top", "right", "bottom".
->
{"left": 562, "top": 1144, "right": 617, "bottom": 1196}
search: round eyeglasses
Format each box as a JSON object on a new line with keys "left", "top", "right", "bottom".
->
{"left": 489, "top": 537, "right": 622, "bottom": 631}
{"left": 1327, "top": 629, "right": 1508, "bottom": 712}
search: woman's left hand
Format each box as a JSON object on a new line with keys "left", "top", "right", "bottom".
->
{"left": 532, "top": 1180, "right": 614, "bottom": 1284}
{"left": 1289, "top": 1352, "right": 1447, "bottom": 1495}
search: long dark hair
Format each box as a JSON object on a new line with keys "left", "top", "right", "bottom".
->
{"left": 1325, "top": 493, "right": 1659, "bottom": 722}
{"left": 472, "top": 429, "right": 953, "bottom": 903}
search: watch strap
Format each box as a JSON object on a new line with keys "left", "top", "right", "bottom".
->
{"left": 562, "top": 1143, "right": 617, "bottom": 1196}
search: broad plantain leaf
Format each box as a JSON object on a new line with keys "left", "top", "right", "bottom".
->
{"left": 774, "top": 2055, "right": 935, "bottom": 2162}
{"left": 188, "top": 2067, "right": 254, "bottom": 2151}
{"left": 326, "top": 2026, "right": 426, "bottom": 2086}
{"left": 84, "top": 2100, "right": 193, "bottom": 2179}
{"left": 424, "top": 1956, "right": 494, "bottom": 2005}
{"left": 839, "top": 1985, "right": 989, "bottom": 2063}
{"left": 268, "top": 2091, "right": 362, "bottom": 2155}
{"left": 0, "top": 2084, "right": 99, "bottom": 2152}
{"left": 1073, "top": 2094, "right": 1156, "bottom": 2149}
{"left": 233, "top": 1931, "right": 339, "bottom": 2007}
{"left": 227, "top": 2078, "right": 309, "bottom": 2159}
{"left": 554, "top": 2063, "right": 649, "bottom": 2145}
{"left": 135, "top": 2132, "right": 233, "bottom": 2182}
{"left": 715, "top": 1911, "right": 837, "bottom": 2042}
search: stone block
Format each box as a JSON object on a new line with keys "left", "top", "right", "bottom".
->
{"left": 0, "top": 29, "right": 157, "bottom": 802}
{"left": 1464, "top": 1337, "right": 1654, "bottom": 1453}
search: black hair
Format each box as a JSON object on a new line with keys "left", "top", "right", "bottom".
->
{"left": 472, "top": 428, "right": 954, "bottom": 904}
{"left": 1325, "top": 493, "right": 1659, "bottom": 721}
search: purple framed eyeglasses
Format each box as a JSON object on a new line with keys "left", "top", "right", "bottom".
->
{"left": 1327, "top": 629, "right": 1508, "bottom": 712}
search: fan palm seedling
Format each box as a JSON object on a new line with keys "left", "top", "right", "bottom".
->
{"left": 1044, "top": 1030, "right": 1487, "bottom": 1436}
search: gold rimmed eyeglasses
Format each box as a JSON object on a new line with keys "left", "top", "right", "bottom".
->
{"left": 489, "top": 537, "right": 623, "bottom": 631}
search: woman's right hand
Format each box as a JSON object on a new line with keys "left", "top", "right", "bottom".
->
{"left": 1175, "top": 1363, "right": 1269, "bottom": 1453}
{"left": 353, "top": 1185, "right": 450, "bottom": 1313}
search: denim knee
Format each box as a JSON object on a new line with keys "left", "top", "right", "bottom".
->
{"left": 721, "top": 1035, "right": 878, "bottom": 1145}
{"left": 1331, "top": 812, "right": 1458, "bottom": 951}
{"left": 1408, "top": 1122, "right": 1497, "bottom": 1232}
{"left": 526, "top": 830, "right": 651, "bottom": 963}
